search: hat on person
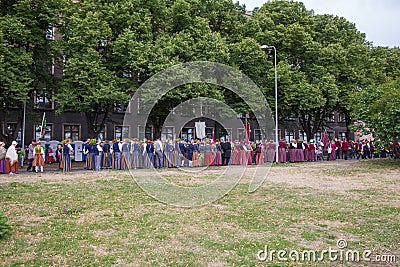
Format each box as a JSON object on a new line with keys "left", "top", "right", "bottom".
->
{"left": 12, "top": 141, "right": 17, "bottom": 146}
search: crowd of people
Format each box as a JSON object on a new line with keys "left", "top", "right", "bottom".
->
{"left": 57, "top": 137, "right": 400, "bottom": 171}
{"left": 0, "top": 137, "right": 399, "bottom": 174}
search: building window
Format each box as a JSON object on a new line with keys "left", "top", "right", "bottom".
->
{"left": 4, "top": 123, "right": 22, "bottom": 144}
{"left": 138, "top": 125, "right": 152, "bottom": 140}
{"left": 254, "top": 129, "right": 262, "bottom": 141}
{"left": 338, "top": 113, "right": 346, "bottom": 123}
{"left": 285, "top": 130, "right": 295, "bottom": 143}
{"left": 314, "top": 132, "right": 322, "bottom": 142}
{"left": 205, "top": 127, "right": 213, "bottom": 139}
{"left": 114, "top": 103, "right": 129, "bottom": 113}
{"left": 339, "top": 132, "right": 347, "bottom": 140}
{"left": 218, "top": 128, "right": 231, "bottom": 141}
{"left": 327, "top": 131, "right": 335, "bottom": 141}
{"left": 115, "top": 126, "right": 130, "bottom": 140}
{"left": 326, "top": 112, "right": 335, "bottom": 122}
{"left": 45, "top": 24, "right": 54, "bottom": 40}
{"left": 145, "top": 126, "right": 153, "bottom": 140}
{"left": 97, "top": 126, "right": 106, "bottom": 141}
{"left": 237, "top": 128, "right": 245, "bottom": 141}
{"left": 64, "top": 124, "right": 80, "bottom": 141}
{"left": 161, "top": 126, "right": 174, "bottom": 141}
{"left": 35, "top": 91, "right": 53, "bottom": 109}
{"left": 181, "top": 128, "right": 194, "bottom": 142}
{"left": 35, "top": 124, "right": 53, "bottom": 141}
{"left": 299, "top": 130, "right": 307, "bottom": 142}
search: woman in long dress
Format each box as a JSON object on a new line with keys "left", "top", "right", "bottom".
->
{"left": 203, "top": 141, "right": 214, "bottom": 166}
{"left": 213, "top": 140, "right": 223, "bottom": 166}
{"left": 255, "top": 141, "right": 264, "bottom": 165}
{"left": 266, "top": 140, "right": 275, "bottom": 163}
{"left": 278, "top": 138, "right": 287, "bottom": 163}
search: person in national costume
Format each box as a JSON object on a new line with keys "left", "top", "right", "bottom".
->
{"left": 102, "top": 140, "right": 112, "bottom": 168}
{"left": 214, "top": 140, "right": 223, "bottom": 166}
{"left": 288, "top": 139, "right": 297, "bottom": 163}
{"left": 121, "top": 139, "right": 131, "bottom": 170}
{"left": 278, "top": 138, "right": 287, "bottom": 163}
{"left": 46, "top": 145, "right": 56, "bottom": 164}
{"left": 178, "top": 139, "right": 186, "bottom": 167}
{"left": 335, "top": 138, "right": 342, "bottom": 160}
{"left": 219, "top": 139, "right": 231, "bottom": 166}
{"left": 146, "top": 140, "right": 155, "bottom": 168}
{"left": 32, "top": 142, "right": 45, "bottom": 172}
{"left": 154, "top": 138, "right": 164, "bottom": 168}
{"left": 93, "top": 139, "right": 103, "bottom": 171}
{"left": 26, "top": 140, "right": 35, "bottom": 172}
{"left": 266, "top": 140, "right": 275, "bottom": 163}
{"left": 327, "top": 140, "right": 336, "bottom": 161}
{"left": 62, "top": 139, "right": 73, "bottom": 172}
{"left": 6, "top": 141, "right": 19, "bottom": 174}
{"left": 203, "top": 139, "right": 214, "bottom": 166}
{"left": 308, "top": 140, "right": 316, "bottom": 162}
{"left": 83, "top": 139, "right": 92, "bottom": 170}
{"left": 131, "top": 138, "right": 140, "bottom": 169}
{"left": 342, "top": 138, "right": 349, "bottom": 160}
{"left": 164, "top": 140, "right": 175, "bottom": 168}
{"left": 255, "top": 141, "right": 264, "bottom": 165}
{"left": 0, "top": 142, "right": 6, "bottom": 173}
{"left": 295, "top": 139, "right": 305, "bottom": 162}
{"left": 186, "top": 140, "right": 195, "bottom": 167}
{"left": 112, "top": 139, "right": 122, "bottom": 170}
{"left": 192, "top": 140, "right": 200, "bottom": 167}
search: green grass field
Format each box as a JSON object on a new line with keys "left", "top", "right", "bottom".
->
{"left": 1, "top": 159, "right": 399, "bottom": 266}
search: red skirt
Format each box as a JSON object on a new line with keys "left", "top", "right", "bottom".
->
{"left": 5, "top": 158, "right": 18, "bottom": 173}
{"left": 308, "top": 150, "right": 316, "bottom": 161}
{"left": 231, "top": 150, "right": 239, "bottom": 165}
{"left": 295, "top": 149, "right": 304, "bottom": 162}
{"left": 278, "top": 148, "right": 287, "bottom": 163}
{"left": 239, "top": 151, "right": 247, "bottom": 166}
{"left": 289, "top": 149, "right": 296, "bottom": 162}
{"left": 32, "top": 154, "right": 45, "bottom": 167}
{"left": 204, "top": 152, "right": 214, "bottom": 166}
{"left": 266, "top": 149, "right": 275, "bottom": 163}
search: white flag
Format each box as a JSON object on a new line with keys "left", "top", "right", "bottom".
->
{"left": 195, "top": 121, "right": 206, "bottom": 139}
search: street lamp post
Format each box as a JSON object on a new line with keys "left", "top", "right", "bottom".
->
{"left": 261, "top": 45, "right": 279, "bottom": 164}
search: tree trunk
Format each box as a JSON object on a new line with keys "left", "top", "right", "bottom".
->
{"left": 85, "top": 111, "right": 108, "bottom": 140}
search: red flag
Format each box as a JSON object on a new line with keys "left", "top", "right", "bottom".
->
{"left": 245, "top": 123, "right": 250, "bottom": 141}
{"left": 322, "top": 132, "right": 329, "bottom": 151}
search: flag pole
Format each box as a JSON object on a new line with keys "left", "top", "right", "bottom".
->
{"left": 40, "top": 112, "right": 46, "bottom": 140}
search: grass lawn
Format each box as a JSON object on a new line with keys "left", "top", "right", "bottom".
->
{"left": 0, "top": 159, "right": 399, "bottom": 266}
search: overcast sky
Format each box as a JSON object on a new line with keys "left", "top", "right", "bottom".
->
{"left": 240, "top": 0, "right": 399, "bottom": 47}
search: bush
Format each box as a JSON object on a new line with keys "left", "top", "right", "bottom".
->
{"left": 0, "top": 212, "right": 12, "bottom": 239}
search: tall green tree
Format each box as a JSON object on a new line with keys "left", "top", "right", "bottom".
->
{"left": 55, "top": 0, "right": 132, "bottom": 138}
{"left": 352, "top": 79, "right": 400, "bottom": 150}
{"left": 0, "top": 0, "right": 60, "bottom": 145}
{"left": 0, "top": 16, "right": 32, "bottom": 145}
{"left": 246, "top": 0, "right": 368, "bottom": 139}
